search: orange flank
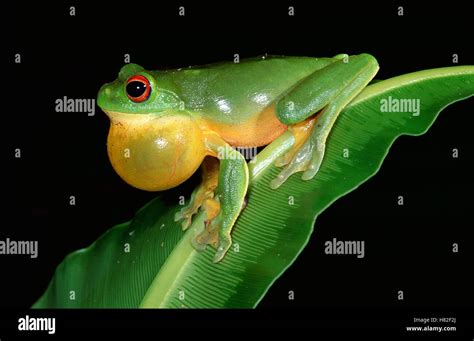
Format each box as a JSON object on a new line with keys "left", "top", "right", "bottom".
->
{"left": 198, "top": 105, "right": 288, "bottom": 148}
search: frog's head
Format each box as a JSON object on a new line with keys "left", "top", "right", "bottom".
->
{"left": 97, "top": 63, "right": 181, "bottom": 114}
{"left": 97, "top": 64, "right": 207, "bottom": 192}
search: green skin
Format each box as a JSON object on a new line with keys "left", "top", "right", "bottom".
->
{"left": 97, "top": 54, "right": 379, "bottom": 262}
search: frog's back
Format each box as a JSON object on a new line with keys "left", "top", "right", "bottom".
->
{"left": 155, "top": 56, "right": 329, "bottom": 146}
{"left": 162, "top": 56, "right": 328, "bottom": 119}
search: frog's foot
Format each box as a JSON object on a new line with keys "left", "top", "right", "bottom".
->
{"left": 174, "top": 187, "right": 213, "bottom": 230}
{"left": 174, "top": 157, "right": 219, "bottom": 230}
{"left": 192, "top": 206, "right": 232, "bottom": 263}
{"left": 270, "top": 116, "right": 322, "bottom": 189}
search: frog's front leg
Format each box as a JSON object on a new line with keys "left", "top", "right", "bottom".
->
{"left": 176, "top": 132, "right": 249, "bottom": 263}
{"left": 270, "top": 54, "right": 379, "bottom": 189}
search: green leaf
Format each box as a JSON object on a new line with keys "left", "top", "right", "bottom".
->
{"left": 33, "top": 66, "right": 474, "bottom": 308}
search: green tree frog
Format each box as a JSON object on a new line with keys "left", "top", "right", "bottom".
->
{"left": 97, "top": 54, "right": 379, "bottom": 262}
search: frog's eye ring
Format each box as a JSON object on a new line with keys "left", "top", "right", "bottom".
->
{"left": 126, "top": 75, "right": 151, "bottom": 102}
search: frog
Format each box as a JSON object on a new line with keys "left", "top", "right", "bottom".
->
{"left": 97, "top": 54, "right": 379, "bottom": 263}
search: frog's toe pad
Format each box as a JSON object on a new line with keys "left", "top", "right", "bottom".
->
{"left": 191, "top": 235, "right": 209, "bottom": 252}
{"left": 274, "top": 151, "right": 294, "bottom": 167}
{"left": 271, "top": 137, "right": 325, "bottom": 189}
{"left": 174, "top": 207, "right": 193, "bottom": 230}
{"left": 301, "top": 141, "right": 325, "bottom": 180}
{"left": 213, "top": 234, "right": 232, "bottom": 263}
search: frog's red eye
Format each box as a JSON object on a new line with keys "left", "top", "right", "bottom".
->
{"left": 126, "top": 75, "right": 151, "bottom": 102}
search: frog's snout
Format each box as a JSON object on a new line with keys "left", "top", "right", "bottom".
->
{"left": 97, "top": 83, "right": 113, "bottom": 110}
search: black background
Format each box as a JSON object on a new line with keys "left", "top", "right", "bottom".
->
{"left": 6, "top": 0, "right": 473, "bottom": 335}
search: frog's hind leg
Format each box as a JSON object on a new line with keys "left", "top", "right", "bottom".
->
{"left": 271, "top": 54, "right": 379, "bottom": 189}
{"left": 174, "top": 157, "right": 219, "bottom": 230}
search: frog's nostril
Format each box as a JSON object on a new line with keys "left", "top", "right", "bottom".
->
{"left": 98, "top": 84, "right": 113, "bottom": 108}
{"left": 100, "top": 83, "right": 112, "bottom": 95}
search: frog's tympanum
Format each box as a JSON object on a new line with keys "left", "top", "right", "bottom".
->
{"left": 97, "top": 54, "right": 379, "bottom": 262}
